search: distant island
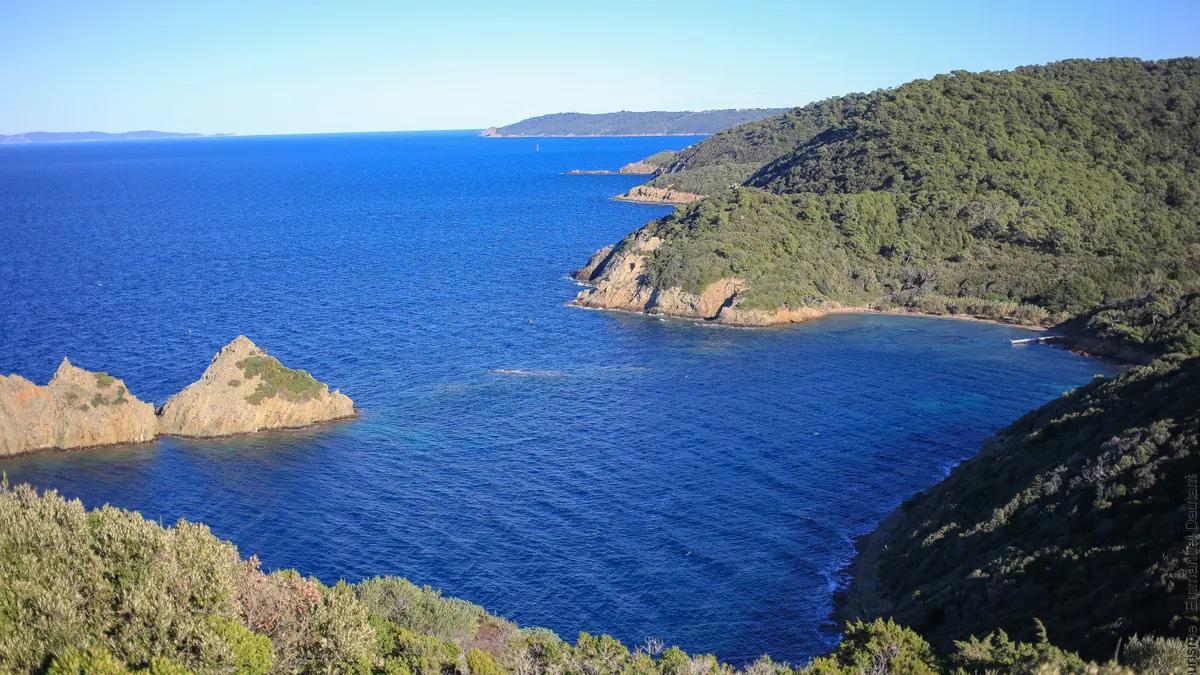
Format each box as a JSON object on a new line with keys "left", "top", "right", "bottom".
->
{"left": 480, "top": 109, "right": 791, "bottom": 137}
{"left": 0, "top": 130, "right": 233, "bottom": 144}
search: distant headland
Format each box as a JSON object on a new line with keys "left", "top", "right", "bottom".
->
{"left": 0, "top": 130, "right": 235, "bottom": 144}
{"left": 480, "top": 109, "right": 790, "bottom": 138}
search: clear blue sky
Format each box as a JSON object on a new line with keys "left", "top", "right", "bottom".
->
{"left": 1, "top": 0, "right": 1197, "bottom": 135}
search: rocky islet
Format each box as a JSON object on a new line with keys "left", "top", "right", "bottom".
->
{"left": 0, "top": 336, "right": 355, "bottom": 455}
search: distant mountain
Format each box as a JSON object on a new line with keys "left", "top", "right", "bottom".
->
{"left": 0, "top": 130, "right": 224, "bottom": 144}
{"left": 479, "top": 109, "right": 791, "bottom": 137}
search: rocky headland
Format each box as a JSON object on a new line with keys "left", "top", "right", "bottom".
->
{"left": 0, "top": 336, "right": 355, "bottom": 455}
{"left": 0, "top": 358, "right": 157, "bottom": 456}
{"left": 571, "top": 233, "right": 827, "bottom": 326}
{"left": 158, "top": 336, "right": 354, "bottom": 438}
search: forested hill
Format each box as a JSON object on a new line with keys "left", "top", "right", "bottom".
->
{"left": 587, "top": 57, "right": 1199, "bottom": 340}
{"left": 838, "top": 349, "right": 1200, "bottom": 660}
{"left": 479, "top": 109, "right": 790, "bottom": 137}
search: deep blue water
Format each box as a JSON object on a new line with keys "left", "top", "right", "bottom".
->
{"left": 0, "top": 132, "right": 1115, "bottom": 664}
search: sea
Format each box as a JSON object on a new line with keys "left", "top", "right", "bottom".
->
{"left": 0, "top": 131, "right": 1117, "bottom": 664}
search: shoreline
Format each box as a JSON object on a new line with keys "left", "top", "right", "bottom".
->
{"left": 567, "top": 296, "right": 1049, "bottom": 332}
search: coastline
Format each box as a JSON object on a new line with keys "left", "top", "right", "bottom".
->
{"left": 567, "top": 296, "right": 1049, "bottom": 332}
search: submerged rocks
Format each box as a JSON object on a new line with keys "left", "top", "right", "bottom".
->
{"left": 0, "top": 358, "right": 157, "bottom": 456}
{"left": 158, "top": 336, "right": 355, "bottom": 438}
{"left": 0, "top": 336, "right": 356, "bottom": 455}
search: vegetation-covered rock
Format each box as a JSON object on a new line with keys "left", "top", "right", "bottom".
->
{"left": 157, "top": 336, "right": 355, "bottom": 438}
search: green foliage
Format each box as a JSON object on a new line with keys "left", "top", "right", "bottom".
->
{"left": 0, "top": 480, "right": 1172, "bottom": 675}
{"left": 466, "top": 648, "right": 500, "bottom": 675}
{"left": 211, "top": 615, "right": 272, "bottom": 675}
{"left": 1121, "top": 635, "right": 1188, "bottom": 675}
{"left": 950, "top": 621, "right": 1085, "bottom": 674}
{"left": 804, "top": 619, "right": 939, "bottom": 675}
{"left": 373, "top": 621, "right": 463, "bottom": 675}
{"left": 48, "top": 648, "right": 135, "bottom": 675}
{"left": 93, "top": 373, "right": 115, "bottom": 388}
{"left": 841, "top": 353, "right": 1200, "bottom": 659}
{"left": 237, "top": 355, "right": 325, "bottom": 405}
{"left": 0, "top": 481, "right": 246, "bottom": 673}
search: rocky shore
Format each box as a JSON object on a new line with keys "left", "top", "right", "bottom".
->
{"left": 0, "top": 358, "right": 157, "bottom": 455}
{"left": 612, "top": 185, "right": 704, "bottom": 205}
{"left": 0, "top": 336, "right": 355, "bottom": 456}
{"left": 571, "top": 234, "right": 828, "bottom": 326}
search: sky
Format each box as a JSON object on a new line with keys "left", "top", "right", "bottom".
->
{"left": 1, "top": 0, "right": 1198, "bottom": 136}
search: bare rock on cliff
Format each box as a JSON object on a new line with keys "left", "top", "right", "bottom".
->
{"left": 617, "top": 161, "right": 660, "bottom": 175}
{"left": 571, "top": 234, "right": 831, "bottom": 326}
{"left": 157, "top": 336, "right": 355, "bottom": 438}
{"left": 613, "top": 185, "right": 704, "bottom": 205}
{"left": 0, "top": 358, "right": 157, "bottom": 456}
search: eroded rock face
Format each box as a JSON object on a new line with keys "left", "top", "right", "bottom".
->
{"left": 158, "top": 336, "right": 355, "bottom": 438}
{"left": 613, "top": 185, "right": 704, "bottom": 205}
{"left": 571, "top": 235, "right": 830, "bottom": 326}
{"left": 0, "top": 358, "right": 157, "bottom": 456}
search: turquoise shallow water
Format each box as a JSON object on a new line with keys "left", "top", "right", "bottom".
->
{"left": 0, "top": 132, "right": 1116, "bottom": 664}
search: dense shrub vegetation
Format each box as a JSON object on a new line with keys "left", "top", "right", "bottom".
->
{"left": 1, "top": 480, "right": 1185, "bottom": 674}
{"left": 236, "top": 356, "right": 325, "bottom": 405}
{"left": 837, "top": 352, "right": 1200, "bottom": 661}
{"left": 617, "top": 58, "right": 1200, "bottom": 349}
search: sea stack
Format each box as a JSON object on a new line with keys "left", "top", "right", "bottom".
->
{"left": 157, "top": 336, "right": 355, "bottom": 438}
{"left": 0, "top": 358, "right": 157, "bottom": 456}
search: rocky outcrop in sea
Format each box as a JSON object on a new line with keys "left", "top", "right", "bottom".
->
{"left": 0, "top": 358, "right": 157, "bottom": 456}
{"left": 158, "top": 336, "right": 355, "bottom": 438}
{"left": 0, "top": 336, "right": 356, "bottom": 455}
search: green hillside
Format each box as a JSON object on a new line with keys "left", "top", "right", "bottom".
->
{"left": 642, "top": 97, "right": 863, "bottom": 195}
{"left": 838, "top": 350, "right": 1200, "bottom": 661}
{"left": 604, "top": 58, "right": 1199, "bottom": 337}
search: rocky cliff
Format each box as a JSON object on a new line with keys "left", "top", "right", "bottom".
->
{"left": 571, "top": 234, "right": 828, "bottom": 326}
{"left": 157, "top": 336, "right": 355, "bottom": 438}
{"left": 612, "top": 185, "right": 704, "bottom": 205}
{"left": 0, "top": 358, "right": 157, "bottom": 456}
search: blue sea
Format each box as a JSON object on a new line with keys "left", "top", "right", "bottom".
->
{"left": 0, "top": 132, "right": 1116, "bottom": 664}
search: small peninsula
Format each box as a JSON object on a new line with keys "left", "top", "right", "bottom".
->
{"left": 480, "top": 109, "right": 789, "bottom": 137}
{"left": 0, "top": 336, "right": 355, "bottom": 455}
